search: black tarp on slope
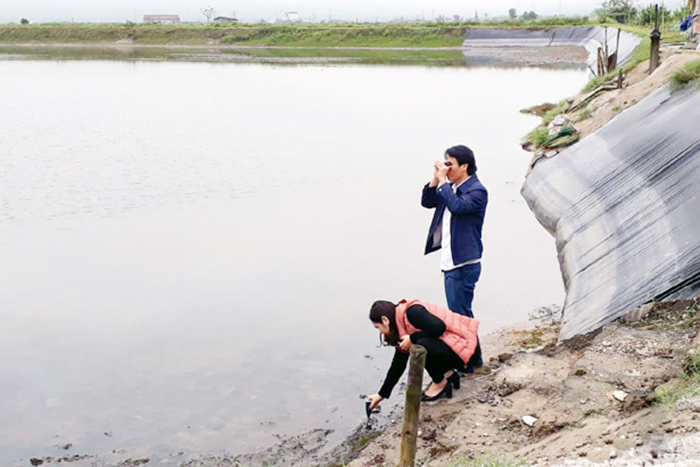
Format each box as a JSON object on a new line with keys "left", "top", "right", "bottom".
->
{"left": 521, "top": 85, "right": 700, "bottom": 340}
{"left": 463, "top": 27, "right": 641, "bottom": 69}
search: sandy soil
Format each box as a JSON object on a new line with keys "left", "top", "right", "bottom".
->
{"left": 348, "top": 298, "right": 700, "bottom": 467}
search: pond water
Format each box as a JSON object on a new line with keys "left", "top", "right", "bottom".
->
{"left": 0, "top": 56, "right": 588, "bottom": 464}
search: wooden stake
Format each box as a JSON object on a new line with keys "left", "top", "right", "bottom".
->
{"left": 614, "top": 28, "right": 621, "bottom": 69}
{"left": 399, "top": 345, "right": 427, "bottom": 467}
{"left": 650, "top": 4, "right": 662, "bottom": 73}
{"left": 604, "top": 26, "right": 609, "bottom": 67}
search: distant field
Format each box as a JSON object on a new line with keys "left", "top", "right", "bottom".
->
{"left": 0, "top": 19, "right": 595, "bottom": 47}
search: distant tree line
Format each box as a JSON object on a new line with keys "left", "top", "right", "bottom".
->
{"left": 508, "top": 8, "right": 538, "bottom": 21}
{"left": 595, "top": 0, "right": 692, "bottom": 25}
{"left": 504, "top": 0, "right": 689, "bottom": 26}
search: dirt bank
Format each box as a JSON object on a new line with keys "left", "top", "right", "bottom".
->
{"left": 523, "top": 46, "right": 700, "bottom": 168}
{"left": 349, "top": 297, "right": 700, "bottom": 466}
{"left": 565, "top": 48, "right": 700, "bottom": 141}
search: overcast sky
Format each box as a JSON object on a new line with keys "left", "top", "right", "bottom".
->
{"left": 0, "top": 0, "right": 687, "bottom": 23}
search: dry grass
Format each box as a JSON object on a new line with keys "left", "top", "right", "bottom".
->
{"left": 670, "top": 59, "right": 700, "bottom": 91}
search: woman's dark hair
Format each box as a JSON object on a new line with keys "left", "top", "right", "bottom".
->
{"left": 369, "top": 300, "right": 400, "bottom": 347}
{"left": 446, "top": 145, "right": 477, "bottom": 176}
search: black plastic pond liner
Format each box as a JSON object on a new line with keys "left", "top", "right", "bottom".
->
{"left": 521, "top": 85, "right": 700, "bottom": 340}
{"left": 463, "top": 27, "right": 641, "bottom": 69}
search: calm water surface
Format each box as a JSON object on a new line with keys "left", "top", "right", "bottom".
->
{"left": 0, "top": 59, "right": 588, "bottom": 464}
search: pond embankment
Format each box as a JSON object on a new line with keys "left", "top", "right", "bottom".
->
{"left": 521, "top": 47, "right": 700, "bottom": 341}
{"left": 462, "top": 26, "right": 641, "bottom": 68}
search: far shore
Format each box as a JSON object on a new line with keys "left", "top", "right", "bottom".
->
{"left": 0, "top": 42, "right": 590, "bottom": 67}
{"left": 0, "top": 42, "right": 475, "bottom": 51}
{"left": 0, "top": 20, "right": 652, "bottom": 50}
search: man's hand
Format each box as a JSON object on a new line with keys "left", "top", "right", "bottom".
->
{"left": 429, "top": 161, "right": 440, "bottom": 187}
{"left": 434, "top": 160, "right": 449, "bottom": 186}
{"left": 367, "top": 394, "right": 383, "bottom": 411}
{"left": 398, "top": 335, "right": 412, "bottom": 352}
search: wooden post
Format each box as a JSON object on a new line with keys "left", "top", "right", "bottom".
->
{"left": 604, "top": 26, "right": 609, "bottom": 67}
{"left": 611, "top": 28, "right": 621, "bottom": 70}
{"left": 399, "top": 345, "right": 427, "bottom": 467}
{"left": 650, "top": 4, "right": 662, "bottom": 73}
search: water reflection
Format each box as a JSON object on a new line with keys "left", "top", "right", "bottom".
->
{"left": 0, "top": 44, "right": 588, "bottom": 69}
{"left": 0, "top": 59, "right": 588, "bottom": 464}
{"left": 0, "top": 45, "right": 471, "bottom": 66}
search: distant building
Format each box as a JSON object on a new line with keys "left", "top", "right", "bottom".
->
{"left": 213, "top": 16, "right": 238, "bottom": 23}
{"left": 143, "top": 14, "right": 180, "bottom": 24}
{"left": 284, "top": 11, "right": 300, "bottom": 22}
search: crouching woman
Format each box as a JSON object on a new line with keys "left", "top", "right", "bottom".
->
{"left": 366, "top": 299, "right": 480, "bottom": 410}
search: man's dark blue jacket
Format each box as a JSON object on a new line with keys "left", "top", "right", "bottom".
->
{"left": 421, "top": 175, "right": 488, "bottom": 265}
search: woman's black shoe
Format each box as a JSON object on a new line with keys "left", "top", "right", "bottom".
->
{"left": 421, "top": 381, "right": 453, "bottom": 402}
{"left": 447, "top": 371, "right": 460, "bottom": 390}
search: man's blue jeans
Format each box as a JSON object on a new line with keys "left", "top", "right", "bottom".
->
{"left": 444, "top": 262, "right": 483, "bottom": 369}
{"left": 444, "top": 262, "right": 481, "bottom": 318}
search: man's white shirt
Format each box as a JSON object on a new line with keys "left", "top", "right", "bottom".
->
{"left": 440, "top": 178, "right": 480, "bottom": 272}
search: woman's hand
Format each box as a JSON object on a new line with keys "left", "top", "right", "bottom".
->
{"left": 398, "top": 335, "right": 412, "bottom": 352}
{"left": 367, "top": 394, "right": 383, "bottom": 411}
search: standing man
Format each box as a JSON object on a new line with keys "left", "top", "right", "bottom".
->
{"left": 421, "top": 145, "right": 487, "bottom": 371}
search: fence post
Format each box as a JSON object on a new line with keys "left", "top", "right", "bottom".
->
{"left": 650, "top": 4, "right": 661, "bottom": 73}
{"left": 399, "top": 345, "right": 427, "bottom": 467}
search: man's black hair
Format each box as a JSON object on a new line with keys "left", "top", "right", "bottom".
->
{"left": 446, "top": 145, "right": 477, "bottom": 176}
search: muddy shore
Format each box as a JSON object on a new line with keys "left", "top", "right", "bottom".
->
{"left": 22, "top": 296, "right": 700, "bottom": 467}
